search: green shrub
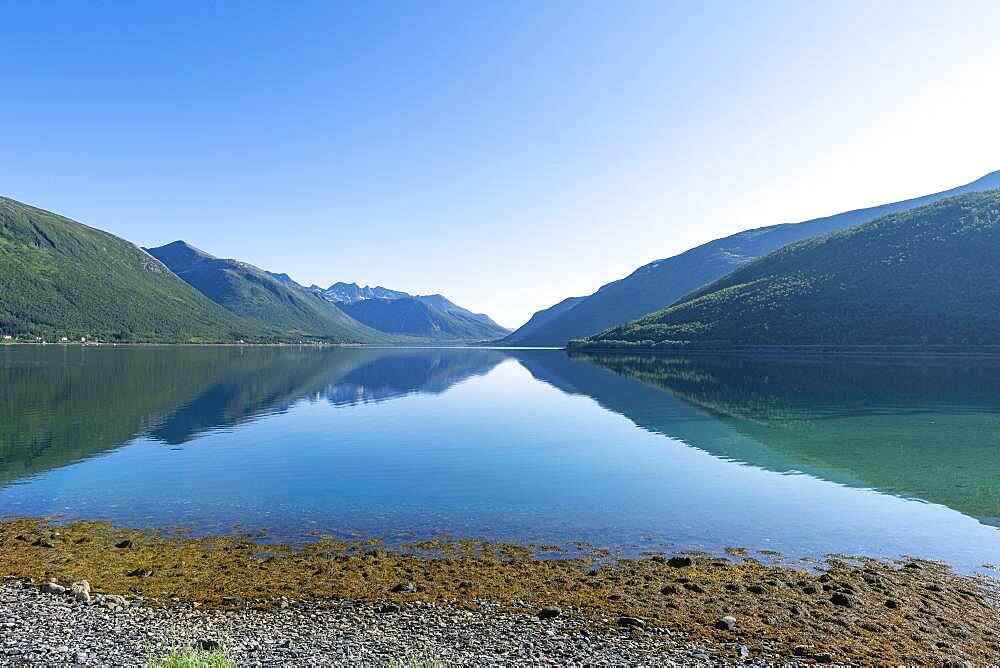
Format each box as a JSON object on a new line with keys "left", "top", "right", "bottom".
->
{"left": 148, "top": 648, "right": 233, "bottom": 668}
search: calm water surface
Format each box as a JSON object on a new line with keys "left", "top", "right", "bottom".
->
{"left": 2, "top": 346, "right": 999, "bottom": 572}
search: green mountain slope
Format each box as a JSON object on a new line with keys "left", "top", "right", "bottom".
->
{"left": 0, "top": 197, "right": 261, "bottom": 342}
{"left": 412, "top": 294, "right": 509, "bottom": 332}
{"left": 506, "top": 170, "right": 1000, "bottom": 346}
{"left": 336, "top": 297, "right": 509, "bottom": 341}
{"left": 577, "top": 190, "right": 1000, "bottom": 349}
{"left": 497, "top": 296, "right": 584, "bottom": 345}
{"left": 147, "top": 241, "right": 386, "bottom": 343}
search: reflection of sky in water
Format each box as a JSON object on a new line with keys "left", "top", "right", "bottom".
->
{"left": 2, "top": 353, "right": 999, "bottom": 573}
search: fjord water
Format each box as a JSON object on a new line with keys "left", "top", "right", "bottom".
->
{"left": 2, "top": 346, "right": 999, "bottom": 572}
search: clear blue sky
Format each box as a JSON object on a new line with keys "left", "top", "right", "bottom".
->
{"left": 3, "top": 1, "right": 999, "bottom": 327}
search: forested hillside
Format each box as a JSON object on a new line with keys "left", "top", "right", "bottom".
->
{"left": 506, "top": 170, "right": 1000, "bottom": 346}
{"left": 0, "top": 198, "right": 261, "bottom": 342}
{"left": 576, "top": 190, "right": 1000, "bottom": 349}
{"left": 147, "top": 241, "right": 386, "bottom": 343}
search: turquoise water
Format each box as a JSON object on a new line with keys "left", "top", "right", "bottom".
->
{"left": 2, "top": 345, "right": 999, "bottom": 572}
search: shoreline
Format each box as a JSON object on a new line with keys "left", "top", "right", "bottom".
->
{"left": 0, "top": 342, "right": 552, "bottom": 349}
{"left": 1, "top": 518, "right": 997, "bottom": 666}
{"left": 15, "top": 339, "right": 1000, "bottom": 362}
{"left": 568, "top": 343, "right": 1000, "bottom": 360}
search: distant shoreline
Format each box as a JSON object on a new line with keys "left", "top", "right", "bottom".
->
{"left": 570, "top": 343, "right": 1000, "bottom": 360}
{"left": 0, "top": 341, "right": 547, "bottom": 349}
{"left": 13, "top": 340, "right": 1000, "bottom": 358}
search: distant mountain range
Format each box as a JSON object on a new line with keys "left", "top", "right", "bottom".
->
{"left": 576, "top": 189, "right": 1000, "bottom": 350}
{"left": 147, "top": 241, "right": 387, "bottom": 343}
{"left": 5, "top": 169, "right": 1000, "bottom": 348}
{"left": 337, "top": 297, "right": 509, "bottom": 341}
{"left": 146, "top": 244, "right": 510, "bottom": 343}
{"left": 319, "top": 282, "right": 410, "bottom": 304}
{"left": 0, "top": 196, "right": 507, "bottom": 344}
{"left": 309, "top": 282, "right": 509, "bottom": 341}
{"left": 503, "top": 170, "right": 1000, "bottom": 346}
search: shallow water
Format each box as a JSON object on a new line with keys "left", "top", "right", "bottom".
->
{"left": 2, "top": 345, "right": 999, "bottom": 572}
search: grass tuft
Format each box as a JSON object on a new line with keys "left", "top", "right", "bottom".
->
{"left": 385, "top": 656, "right": 446, "bottom": 668}
{"left": 148, "top": 648, "right": 233, "bottom": 668}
